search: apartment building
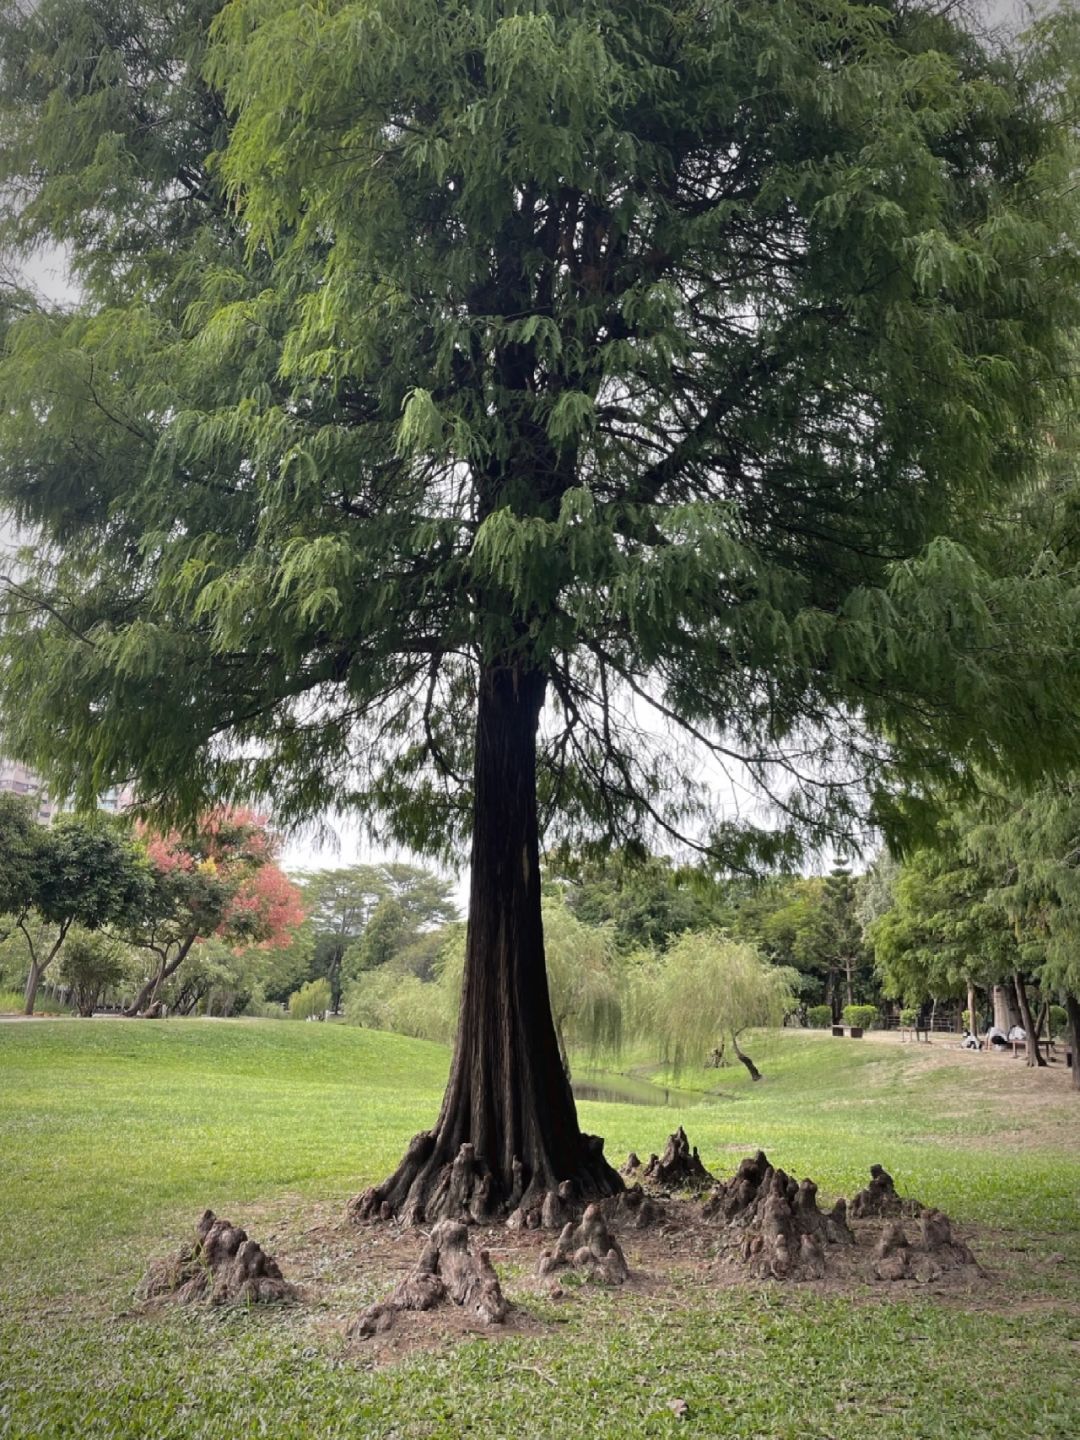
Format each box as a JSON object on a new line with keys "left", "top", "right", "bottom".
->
{"left": 0, "top": 756, "right": 134, "bottom": 824}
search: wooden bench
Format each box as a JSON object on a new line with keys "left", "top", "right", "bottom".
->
{"left": 1009, "top": 1037, "right": 1055, "bottom": 1060}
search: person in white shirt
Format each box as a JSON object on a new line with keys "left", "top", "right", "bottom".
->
{"left": 985, "top": 1025, "right": 1008, "bottom": 1049}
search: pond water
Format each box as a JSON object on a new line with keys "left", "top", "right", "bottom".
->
{"left": 570, "top": 1072, "right": 706, "bottom": 1108}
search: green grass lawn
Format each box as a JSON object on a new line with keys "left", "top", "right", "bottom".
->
{"left": 0, "top": 1019, "right": 1076, "bottom": 1439}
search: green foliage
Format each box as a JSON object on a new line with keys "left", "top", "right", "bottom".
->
{"left": 288, "top": 976, "right": 331, "bottom": 1021}
{"left": 56, "top": 929, "right": 131, "bottom": 1016}
{"left": 2, "top": 0, "right": 1080, "bottom": 873}
{"left": 806, "top": 1005, "right": 832, "bottom": 1029}
{"left": 900, "top": 1007, "right": 919, "bottom": 1027}
{"left": 540, "top": 896, "right": 623, "bottom": 1064}
{"left": 1049, "top": 1004, "right": 1068, "bottom": 1038}
{"left": 5, "top": 811, "right": 151, "bottom": 1012}
{"left": 631, "top": 932, "right": 797, "bottom": 1075}
{"left": 344, "top": 897, "right": 408, "bottom": 978}
{"left": 868, "top": 825, "right": 1016, "bottom": 1006}
{"left": 842, "top": 1004, "right": 879, "bottom": 1030}
{"left": 299, "top": 864, "right": 457, "bottom": 1008}
{"left": 343, "top": 936, "right": 462, "bottom": 1042}
{"left": 550, "top": 853, "right": 728, "bottom": 953}
{"left": 0, "top": 794, "right": 42, "bottom": 921}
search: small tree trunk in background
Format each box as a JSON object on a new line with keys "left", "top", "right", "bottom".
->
{"left": 22, "top": 957, "right": 43, "bottom": 1016}
{"left": 1012, "top": 972, "right": 1046, "bottom": 1068}
{"left": 844, "top": 957, "right": 854, "bottom": 1009}
{"left": 20, "top": 925, "right": 67, "bottom": 1016}
{"left": 966, "top": 981, "right": 978, "bottom": 1037}
{"left": 125, "top": 962, "right": 166, "bottom": 1016}
{"left": 1033, "top": 999, "right": 1048, "bottom": 1042}
{"left": 731, "top": 1031, "right": 762, "bottom": 1081}
{"left": 125, "top": 937, "right": 195, "bottom": 1016}
{"left": 1063, "top": 993, "right": 1080, "bottom": 1093}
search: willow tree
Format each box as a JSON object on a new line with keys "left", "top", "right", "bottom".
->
{"left": 3, "top": 0, "right": 1080, "bottom": 1219}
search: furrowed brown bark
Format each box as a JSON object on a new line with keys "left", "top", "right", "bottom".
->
{"left": 1012, "top": 971, "right": 1046, "bottom": 1068}
{"left": 354, "top": 661, "right": 622, "bottom": 1224}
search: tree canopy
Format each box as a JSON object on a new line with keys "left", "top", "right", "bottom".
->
{"left": 2, "top": 0, "right": 1080, "bottom": 858}
{"left": 4, "top": 0, "right": 1080, "bottom": 1207}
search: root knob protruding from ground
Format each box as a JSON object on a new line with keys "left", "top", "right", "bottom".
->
{"left": 137, "top": 1210, "right": 295, "bottom": 1306}
{"left": 872, "top": 1209, "right": 977, "bottom": 1283}
{"left": 350, "top": 1219, "right": 509, "bottom": 1336}
{"left": 850, "top": 1164, "right": 923, "bottom": 1220}
{"left": 537, "top": 1203, "right": 629, "bottom": 1285}
{"left": 634, "top": 1127, "right": 716, "bottom": 1192}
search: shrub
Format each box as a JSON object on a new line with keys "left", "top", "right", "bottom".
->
{"left": 900, "top": 1007, "right": 919, "bottom": 1027}
{"left": 1048, "top": 1004, "right": 1068, "bottom": 1038}
{"left": 842, "top": 1004, "right": 879, "bottom": 1030}
{"left": 57, "top": 930, "right": 130, "bottom": 1017}
{"left": 806, "top": 1005, "right": 832, "bottom": 1029}
{"left": 289, "top": 977, "right": 332, "bottom": 1020}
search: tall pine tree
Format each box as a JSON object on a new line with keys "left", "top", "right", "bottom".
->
{"left": 3, "top": 0, "right": 1080, "bottom": 1215}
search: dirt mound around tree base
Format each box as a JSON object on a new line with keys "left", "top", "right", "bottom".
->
{"left": 137, "top": 1210, "right": 296, "bottom": 1306}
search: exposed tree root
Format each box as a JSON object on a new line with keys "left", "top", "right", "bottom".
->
{"left": 703, "top": 1153, "right": 853, "bottom": 1281}
{"left": 603, "top": 1182, "right": 666, "bottom": 1230}
{"left": 350, "top": 1219, "right": 508, "bottom": 1336}
{"left": 626, "top": 1127, "right": 716, "bottom": 1192}
{"left": 349, "top": 1131, "right": 620, "bottom": 1229}
{"left": 872, "top": 1210, "right": 978, "bottom": 1283}
{"left": 849, "top": 1164, "right": 923, "bottom": 1220}
{"left": 137, "top": 1210, "right": 295, "bottom": 1306}
{"left": 538, "top": 1204, "right": 630, "bottom": 1285}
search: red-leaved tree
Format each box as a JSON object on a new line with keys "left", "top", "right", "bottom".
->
{"left": 123, "top": 809, "right": 304, "bottom": 1016}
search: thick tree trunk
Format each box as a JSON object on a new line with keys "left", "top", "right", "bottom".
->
{"left": 1064, "top": 992, "right": 1080, "bottom": 1094}
{"left": 1012, "top": 972, "right": 1046, "bottom": 1068}
{"left": 992, "top": 983, "right": 1021, "bottom": 1033}
{"left": 966, "top": 981, "right": 978, "bottom": 1038}
{"left": 354, "top": 663, "right": 622, "bottom": 1225}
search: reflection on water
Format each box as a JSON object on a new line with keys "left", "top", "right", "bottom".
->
{"left": 571, "top": 1073, "right": 703, "bottom": 1108}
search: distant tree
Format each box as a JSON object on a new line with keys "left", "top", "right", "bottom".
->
{"left": 636, "top": 932, "right": 797, "bottom": 1081}
{"left": 344, "top": 897, "right": 408, "bottom": 979}
{"left": 540, "top": 896, "right": 623, "bottom": 1076}
{"left": 867, "top": 829, "right": 1014, "bottom": 1037}
{"left": 553, "top": 852, "right": 728, "bottom": 953}
{"left": 301, "top": 864, "right": 457, "bottom": 1008}
{"left": 17, "top": 815, "right": 150, "bottom": 1015}
{"left": 289, "top": 976, "right": 332, "bottom": 1021}
{"left": 967, "top": 780, "right": 1080, "bottom": 1084}
{"left": 821, "top": 867, "right": 866, "bottom": 1012}
{"left": 123, "top": 810, "right": 303, "bottom": 1015}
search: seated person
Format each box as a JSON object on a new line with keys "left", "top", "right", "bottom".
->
{"left": 985, "top": 1024, "right": 1009, "bottom": 1048}
{"left": 1007, "top": 1024, "right": 1027, "bottom": 1043}
{"left": 961, "top": 1030, "right": 980, "bottom": 1050}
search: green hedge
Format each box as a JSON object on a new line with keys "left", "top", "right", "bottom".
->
{"left": 842, "top": 1004, "right": 879, "bottom": 1030}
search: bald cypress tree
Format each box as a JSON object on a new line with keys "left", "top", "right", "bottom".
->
{"left": 3, "top": 0, "right": 1080, "bottom": 1217}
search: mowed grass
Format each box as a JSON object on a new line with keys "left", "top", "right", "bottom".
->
{"left": 0, "top": 1019, "right": 1077, "bottom": 1440}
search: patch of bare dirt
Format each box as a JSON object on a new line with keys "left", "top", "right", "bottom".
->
{"left": 118, "top": 1134, "right": 1077, "bottom": 1368}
